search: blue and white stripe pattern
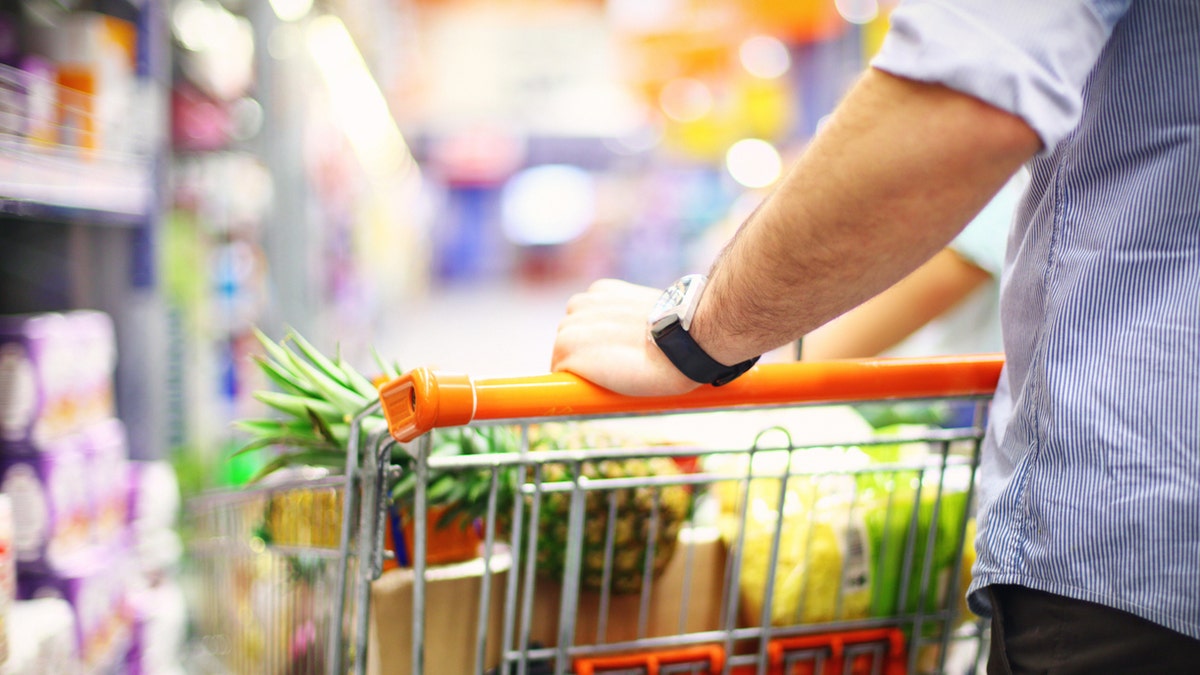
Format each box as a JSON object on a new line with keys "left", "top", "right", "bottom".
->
{"left": 873, "top": 0, "right": 1200, "bottom": 638}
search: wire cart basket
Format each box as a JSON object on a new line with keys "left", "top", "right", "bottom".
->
{"left": 187, "top": 355, "right": 1002, "bottom": 675}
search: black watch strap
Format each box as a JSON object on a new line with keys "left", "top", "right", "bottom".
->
{"left": 653, "top": 321, "right": 760, "bottom": 386}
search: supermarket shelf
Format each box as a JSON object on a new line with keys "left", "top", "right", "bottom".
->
{"left": 0, "top": 61, "right": 154, "bottom": 225}
{"left": 0, "top": 139, "right": 152, "bottom": 225}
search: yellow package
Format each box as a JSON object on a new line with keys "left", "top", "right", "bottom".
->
{"left": 725, "top": 490, "right": 872, "bottom": 627}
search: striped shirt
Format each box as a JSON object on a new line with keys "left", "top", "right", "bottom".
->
{"left": 872, "top": 0, "right": 1200, "bottom": 638}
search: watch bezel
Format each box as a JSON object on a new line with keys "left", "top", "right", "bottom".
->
{"left": 648, "top": 274, "right": 707, "bottom": 336}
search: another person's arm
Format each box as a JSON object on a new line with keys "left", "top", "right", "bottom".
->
{"left": 551, "top": 68, "right": 1039, "bottom": 396}
{"left": 799, "top": 248, "right": 992, "bottom": 360}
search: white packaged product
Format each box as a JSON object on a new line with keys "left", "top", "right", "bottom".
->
{"left": 1, "top": 597, "right": 79, "bottom": 675}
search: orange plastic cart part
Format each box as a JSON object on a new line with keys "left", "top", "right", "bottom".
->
{"left": 727, "top": 628, "right": 907, "bottom": 675}
{"left": 378, "top": 355, "right": 1002, "bottom": 443}
{"left": 768, "top": 628, "right": 906, "bottom": 675}
{"left": 574, "top": 645, "right": 725, "bottom": 675}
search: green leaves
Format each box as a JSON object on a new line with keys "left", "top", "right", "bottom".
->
{"left": 248, "top": 448, "right": 348, "bottom": 484}
{"left": 236, "top": 328, "right": 382, "bottom": 475}
{"left": 253, "top": 391, "right": 344, "bottom": 424}
{"left": 283, "top": 344, "right": 369, "bottom": 415}
{"left": 236, "top": 328, "right": 522, "bottom": 535}
{"left": 389, "top": 425, "right": 521, "bottom": 529}
{"left": 372, "top": 346, "right": 404, "bottom": 381}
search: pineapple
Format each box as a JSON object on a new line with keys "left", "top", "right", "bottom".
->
{"left": 236, "top": 330, "right": 691, "bottom": 594}
{"left": 532, "top": 453, "right": 690, "bottom": 594}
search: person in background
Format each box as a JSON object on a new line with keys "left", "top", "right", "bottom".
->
{"left": 551, "top": 2, "right": 1200, "bottom": 673}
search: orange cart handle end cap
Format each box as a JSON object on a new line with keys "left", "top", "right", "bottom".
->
{"left": 379, "top": 368, "right": 476, "bottom": 442}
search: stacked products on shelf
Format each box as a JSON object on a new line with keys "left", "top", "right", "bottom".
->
{"left": 0, "top": 5, "right": 143, "bottom": 157}
{"left": 0, "top": 13, "right": 58, "bottom": 150}
{"left": 0, "top": 311, "right": 185, "bottom": 675}
{"left": 124, "top": 461, "right": 187, "bottom": 675}
{"left": 0, "top": 595, "right": 78, "bottom": 674}
{"left": 0, "top": 1, "right": 155, "bottom": 218}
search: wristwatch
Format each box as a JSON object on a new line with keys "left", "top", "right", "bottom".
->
{"left": 648, "top": 274, "right": 760, "bottom": 386}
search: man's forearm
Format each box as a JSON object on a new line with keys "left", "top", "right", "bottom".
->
{"left": 690, "top": 69, "right": 1040, "bottom": 366}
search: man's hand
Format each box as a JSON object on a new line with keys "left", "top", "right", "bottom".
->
{"left": 551, "top": 279, "right": 702, "bottom": 397}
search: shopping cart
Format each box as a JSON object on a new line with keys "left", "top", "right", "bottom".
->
{"left": 186, "top": 474, "right": 354, "bottom": 675}
{"left": 188, "top": 355, "right": 1001, "bottom": 675}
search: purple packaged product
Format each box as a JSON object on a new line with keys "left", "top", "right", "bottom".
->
{"left": 67, "top": 311, "right": 117, "bottom": 428}
{"left": 80, "top": 417, "right": 129, "bottom": 546}
{"left": 124, "top": 580, "right": 186, "bottom": 675}
{"left": 95, "top": 548, "right": 134, "bottom": 672}
{"left": 126, "top": 460, "right": 180, "bottom": 534}
{"left": 18, "top": 568, "right": 92, "bottom": 665}
{"left": 5, "top": 596, "right": 81, "bottom": 673}
{"left": 1, "top": 434, "right": 91, "bottom": 571}
{"left": 0, "top": 313, "right": 74, "bottom": 447}
{"left": 125, "top": 624, "right": 143, "bottom": 675}
{"left": 18, "top": 550, "right": 130, "bottom": 672}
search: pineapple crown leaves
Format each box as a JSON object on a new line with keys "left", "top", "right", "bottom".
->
{"left": 285, "top": 554, "right": 329, "bottom": 586}
{"left": 253, "top": 354, "right": 320, "bottom": 399}
{"left": 237, "top": 328, "right": 386, "bottom": 470}
{"left": 239, "top": 328, "right": 527, "bottom": 529}
{"left": 280, "top": 343, "right": 369, "bottom": 415}
{"left": 371, "top": 346, "right": 404, "bottom": 381}
{"left": 247, "top": 449, "right": 349, "bottom": 484}
{"left": 285, "top": 329, "right": 369, "bottom": 395}
{"left": 252, "top": 326, "right": 377, "bottom": 402}
{"left": 390, "top": 425, "right": 522, "bottom": 529}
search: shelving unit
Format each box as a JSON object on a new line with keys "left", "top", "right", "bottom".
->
{"left": 0, "top": 11, "right": 159, "bottom": 220}
{"left": 0, "top": 142, "right": 151, "bottom": 224}
{"left": 0, "top": 3, "right": 181, "bottom": 672}
{"left": 0, "top": 1, "right": 170, "bottom": 461}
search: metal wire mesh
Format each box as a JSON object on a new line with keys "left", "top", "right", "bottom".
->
{"left": 186, "top": 395, "right": 992, "bottom": 675}
{"left": 185, "top": 475, "right": 358, "bottom": 675}
{"left": 384, "top": 401, "right": 992, "bottom": 675}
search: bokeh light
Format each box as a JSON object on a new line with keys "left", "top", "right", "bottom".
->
{"left": 835, "top": 0, "right": 879, "bottom": 25}
{"left": 501, "top": 165, "right": 597, "bottom": 246}
{"left": 659, "top": 78, "right": 714, "bottom": 123}
{"left": 739, "top": 35, "right": 791, "bottom": 79}
{"left": 725, "top": 138, "right": 782, "bottom": 189}
{"left": 269, "top": 0, "right": 312, "bottom": 22}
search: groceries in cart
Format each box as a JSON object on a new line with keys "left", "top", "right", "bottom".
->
{"left": 704, "top": 433, "right": 975, "bottom": 628}
{"left": 211, "top": 330, "right": 992, "bottom": 674}
{"left": 236, "top": 330, "right": 698, "bottom": 592}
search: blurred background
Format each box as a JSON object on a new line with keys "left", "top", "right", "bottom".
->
{"left": 0, "top": 0, "right": 902, "bottom": 670}
{"left": 2, "top": 0, "right": 895, "bottom": 477}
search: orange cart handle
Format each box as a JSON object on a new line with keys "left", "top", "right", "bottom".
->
{"left": 378, "top": 354, "right": 1003, "bottom": 443}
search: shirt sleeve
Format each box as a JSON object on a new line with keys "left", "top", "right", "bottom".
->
{"left": 869, "top": 0, "right": 1132, "bottom": 152}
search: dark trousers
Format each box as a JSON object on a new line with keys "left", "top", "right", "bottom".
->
{"left": 987, "top": 584, "right": 1200, "bottom": 674}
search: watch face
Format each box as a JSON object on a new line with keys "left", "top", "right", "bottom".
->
{"left": 649, "top": 274, "right": 706, "bottom": 333}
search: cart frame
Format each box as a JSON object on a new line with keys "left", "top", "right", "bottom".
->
{"left": 190, "top": 356, "right": 1002, "bottom": 675}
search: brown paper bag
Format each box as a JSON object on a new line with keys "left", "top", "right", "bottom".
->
{"left": 525, "top": 527, "right": 726, "bottom": 648}
{"left": 368, "top": 552, "right": 510, "bottom": 675}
